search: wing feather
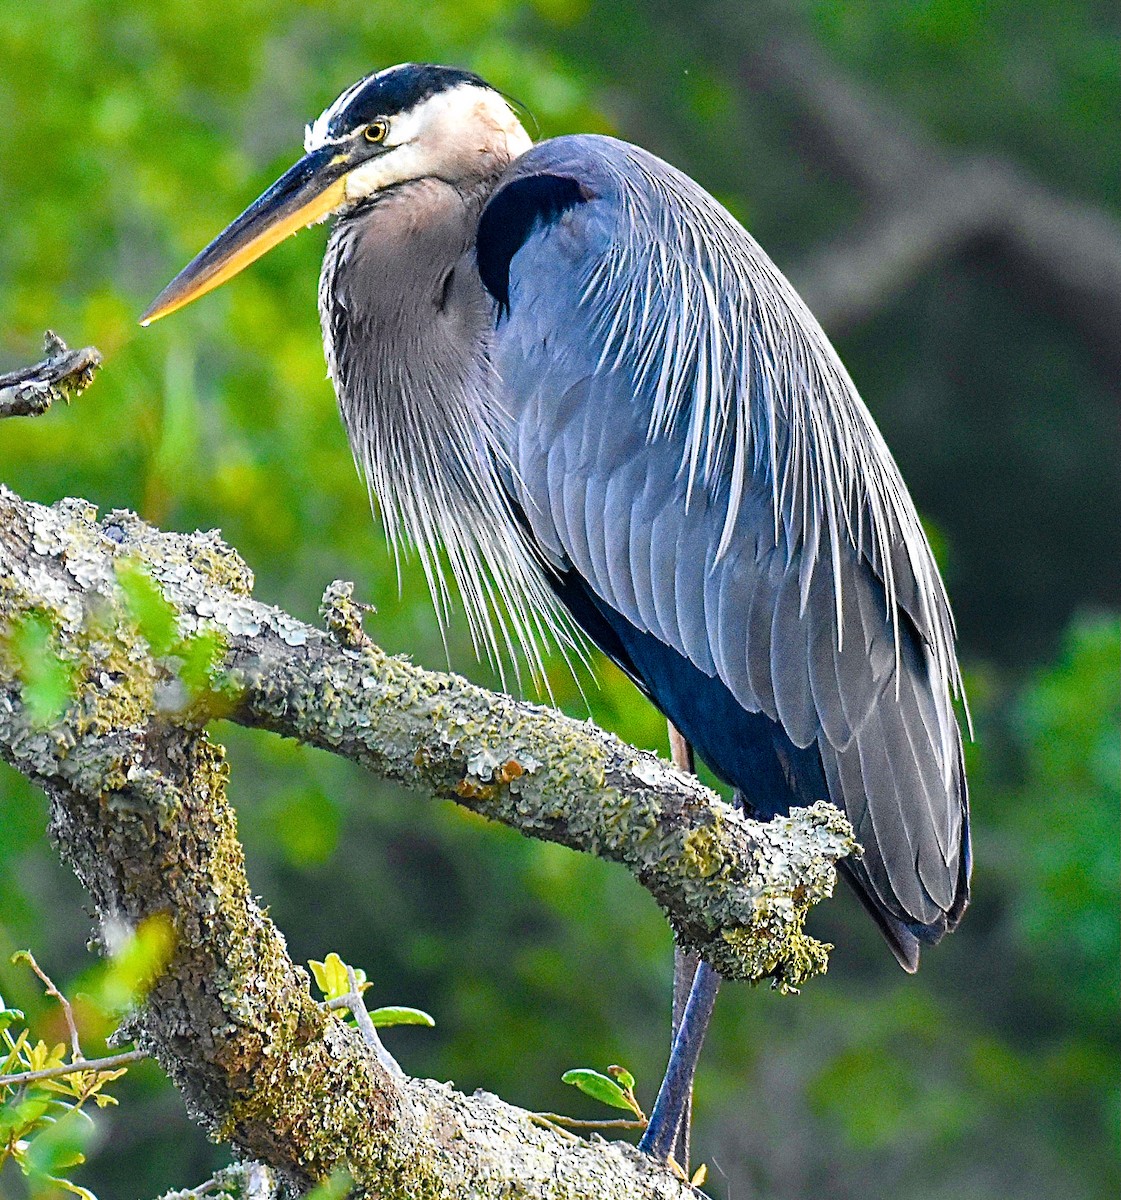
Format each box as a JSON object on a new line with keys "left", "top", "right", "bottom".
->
{"left": 580, "top": 429, "right": 616, "bottom": 609}
{"left": 806, "top": 551, "right": 856, "bottom": 750}
{"left": 674, "top": 503, "right": 718, "bottom": 673}
{"left": 482, "top": 134, "right": 969, "bottom": 944}
{"left": 604, "top": 454, "right": 649, "bottom": 622}
{"left": 648, "top": 499, "right": 683, "bottom": 647}
{"left": 626, "top": 468, "right": 663, "bottom": 637}
{"left": 558, "top": 442, "right": 594, "bottom": 585}
{"left": 743, "top": 547, "right": 781, "bottom": 721}
{"left": 770, "top": 563, "right": 819, "bottom": 749}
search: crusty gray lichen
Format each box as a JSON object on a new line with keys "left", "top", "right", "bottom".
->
{"left": 0, "top": 486, "right": 855, "bottom": 981}
{"left": 0, "top": 485, "right": 856, "bottom": 1198}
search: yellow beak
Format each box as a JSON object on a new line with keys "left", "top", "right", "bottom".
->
{"left": 141, "top": 145, "right": 349, "bottom": 326}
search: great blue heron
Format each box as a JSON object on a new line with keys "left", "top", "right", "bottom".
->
{"left": 142, "top": 62, "right": 971, "bottom": 1167}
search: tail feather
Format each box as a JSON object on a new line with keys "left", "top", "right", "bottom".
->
{"left": 838, "top": 860, "right": 921, "bottom": 972}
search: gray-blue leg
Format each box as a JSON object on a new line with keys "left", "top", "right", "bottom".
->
{"left": 671, "top": 944, "right": 699, "bottom": 1169}
{"left": 663, "top": 722, "right": 703, "bottom": 1169}
{"left": 639, "top": 958, "right": 721, "bottom": 1161}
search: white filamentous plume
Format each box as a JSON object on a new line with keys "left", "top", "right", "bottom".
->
{"left": 580, "top": 144, "right": 968, "bottom": 766}
{"left": 318, "top": 223, "right": 575, "bottom": 694}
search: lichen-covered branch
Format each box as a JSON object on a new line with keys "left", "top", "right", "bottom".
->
{"left": 0, "top": 331, "right": 102, "bottom": 418}
{"left": 0, "top": 483, "right": 853, "bottom": 1198}
{"left": 1, "top": 488, "right": 853, "bottom": 983}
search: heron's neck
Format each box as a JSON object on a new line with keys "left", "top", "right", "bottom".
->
{"left": 320, "top": 173, "right": 502, "bottom": 478}
{"left": 318, "top": 172, "right": 560, "bottom": 678}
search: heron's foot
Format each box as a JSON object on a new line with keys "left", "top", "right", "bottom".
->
{"left": 638, "top": 959, "right": 721, "bottom": 1162}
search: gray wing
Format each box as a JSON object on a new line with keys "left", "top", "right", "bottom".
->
{"left": 481, "top": 135, "right": 970, "bottom": 937}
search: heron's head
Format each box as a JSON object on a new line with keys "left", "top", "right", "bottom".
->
{"left": 141, "top": 64, "right": 531, "bottom": 325}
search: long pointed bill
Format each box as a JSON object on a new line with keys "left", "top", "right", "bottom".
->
{"left": 140, "top": 145, "right": 350, "bottom": 326}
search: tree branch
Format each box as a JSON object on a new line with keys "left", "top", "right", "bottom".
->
{"left": 751, "top": 37, "right": 1121, "bottom": 360}
{"left": 0, "top": 331, "right": 102, "bottom": 418}
{"left": 0, "top": 1049, "right": 148, "bottom": 1089}
{"left": 0, "top": 481, "right": 853, "bottom": 1197}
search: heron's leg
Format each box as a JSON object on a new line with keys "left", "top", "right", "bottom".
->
{"left": 639, "top": 959, "right": 722, "bottom": 1162}
{"left": 667, "top": 721, "right": 699, "bottom": 1170}
{"left": 671, "top": 944, "right": 699, "bottom": 1169}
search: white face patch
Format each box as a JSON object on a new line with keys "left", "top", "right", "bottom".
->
{"left": 306, "top": 79, "right": 532, "bottom": 207}
{"left": 344, "top": 84, "right": 532, "bottom": 202}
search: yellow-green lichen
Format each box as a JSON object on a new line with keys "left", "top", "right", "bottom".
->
{"left": 681, "top": 819, "right": 727, "bottom": 880}
{"left": 718, "top": 918, "right": 833, "bottom": 992}
{"left": 2, "top": 486, "right": 855, "bottom": 1200}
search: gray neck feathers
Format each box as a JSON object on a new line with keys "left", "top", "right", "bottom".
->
{"left": 319, "top": 176, "right": 565, "bottom": 680}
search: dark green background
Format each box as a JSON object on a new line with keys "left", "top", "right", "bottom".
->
{"left": 1, "top": 2, "right": 1117, "bottom": 1197}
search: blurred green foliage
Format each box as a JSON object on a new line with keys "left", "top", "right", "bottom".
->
{"left": 0, "top": 2, "right": 1117, "bottom": 1199}
{"left": 1, "top": 922, "right": 174, "bottom": 1199}
{"left": 115, "top": 559, "right": 228, "bottom": 699}
{"left": 0, "top": 613, "right": 76, "bottom": 729}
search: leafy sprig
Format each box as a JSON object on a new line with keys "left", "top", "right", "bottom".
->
{"left": 309, "top": 953, "right": 435, "bottom": 1030}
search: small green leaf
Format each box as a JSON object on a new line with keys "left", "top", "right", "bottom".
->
{"left": 0, "top": 1096, "right": 50, "bottom": 1137}
{"left": 0, "top": 1006, "right": 26, "bottom": 1033}
{"left": 38, "top": 1174, "right": 98, "bottom": 1200}
{"left": 309, "top": 953, "right": 366, "bottom": 1002}
{"left": 115, "top": 560, "right": 178, "bottom": 657}
{"left": 561, "top": 1068, "right": 636, "bottom": 1112}
{"left": 607, "top": 1064, "right": 636, "bottom": 1091}
{"left": 369, "top": 1006, "right": 435, "bottom": 1029}
{"left": 25, "top": 1105, "right": 95, "bottom": 1175}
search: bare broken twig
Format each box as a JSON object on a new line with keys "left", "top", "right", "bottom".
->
{"left": 0, "top": 1048, "right": 148, "bottom": 1089}
{"left": 0, "top": 331, "right": 101, "bottom": 419}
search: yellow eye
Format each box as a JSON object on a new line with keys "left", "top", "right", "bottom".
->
{"left": 364, "top": 120, "right": 389, "bottom": 144}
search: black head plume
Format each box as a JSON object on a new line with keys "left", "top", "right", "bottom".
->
{"left": 312, "top": 63, "right": 491, "bottom": 144}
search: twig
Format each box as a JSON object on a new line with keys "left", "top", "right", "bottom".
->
{"left": 525, "top": 1113, "right": 580, "bottom": 1142}
{"left": 0, "top": 330, "right": 102, "bottom": 419}
{"left": 532, "top": 1113, "right": 647, "bottom": 1131}
{"left": 0, "top": 1048, "right": 148, "bottom": 1089}
{"left": 13, "top": 948, "right": 83, "bottom": 1060}
{"left": 324, "top": 966, "right": 404, "bottom": 1082}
